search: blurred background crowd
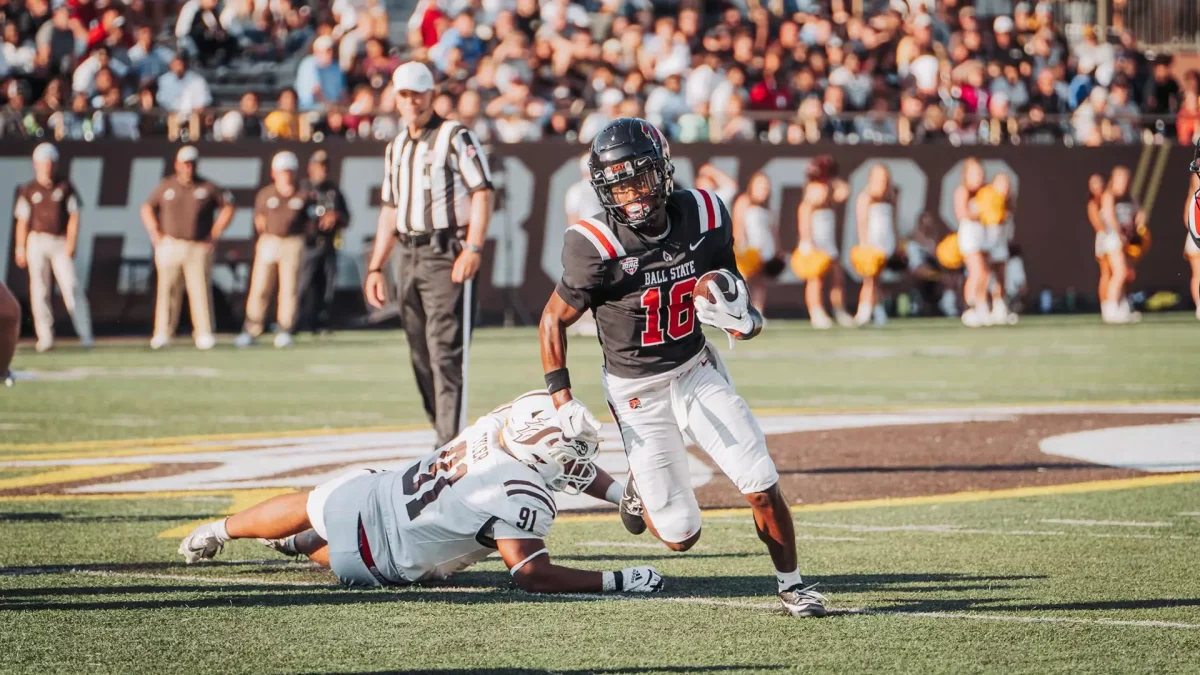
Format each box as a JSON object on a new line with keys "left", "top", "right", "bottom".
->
{"left": 0, "top": 0, "right": 1198, "bottom": 145}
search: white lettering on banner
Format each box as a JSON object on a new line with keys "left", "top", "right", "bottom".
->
{"left": 541, "top": 158, "right": 583, "bottom": 281}
{"left": 938, "top": 159, "right": 1020, "bottom": 232}
{"left": 488, "top": 157, "right": 532, "bottom": 288}
{"left": 196, "top": 158, "right": 262, "bottom": 293}
{"left": 65, "top": 157, "right": 166, "bottom": 293}
{"left": 337, "top": 157, "right": 384, "bottom": 287}
{"left": 757, "top": 157, "right": 813, "bottom": 284}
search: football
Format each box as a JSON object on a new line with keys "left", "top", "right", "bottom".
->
{"left": 695, "top": 269, "right": 739, "bottom": 304}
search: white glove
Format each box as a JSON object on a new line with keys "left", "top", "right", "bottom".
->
{"left": 556, "top": 398, "right": 601, "bottom": 441}
{"left": 617, "top": 566, "right": 664, "bottom": 593}
{"left": 694, "top": 279, "right": 754, "bottom": 335}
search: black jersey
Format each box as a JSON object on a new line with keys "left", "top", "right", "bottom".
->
{"left": 555, "top": 189, "right": 739, "bottom": 379}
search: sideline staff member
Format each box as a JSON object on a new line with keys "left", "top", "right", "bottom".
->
{"left": 235, "top": 151, "right": 312, "bottom": 349}
{"left": 298, "top": 150, "right": 349, "bottom": 334}
{"left": 141, "top": 146, "right": 235, "bottom": 350}
{"left": 364, "top": 62, "right": 494, "bottom": 447}
{"left": 12, "top": 143, "right": 94, "bottom": 352}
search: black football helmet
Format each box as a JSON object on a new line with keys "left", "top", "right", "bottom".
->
{"left": 588, "top": 117, "right": 675, "bottom": 229}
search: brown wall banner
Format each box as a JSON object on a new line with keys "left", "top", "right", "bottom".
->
{"left": 1, "top": 141, "right": 1195, "bottom": 333}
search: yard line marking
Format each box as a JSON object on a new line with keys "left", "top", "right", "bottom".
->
{"left": 838, "top": 608, "right": 1200, "bottom": 630}
{"left": 576, "top": 541, "right": 710, "bottom": 550}
{"left": 1041, "top": 519, "right": 1174, "bottom": 528}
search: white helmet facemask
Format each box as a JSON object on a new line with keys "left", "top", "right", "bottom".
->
{"left": 503, "top": 392, "right": 599, "bottom": 495}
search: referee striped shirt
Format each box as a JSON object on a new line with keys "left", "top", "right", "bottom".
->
{"left": 381, "top": 114, "right": 494, "bottom": 234}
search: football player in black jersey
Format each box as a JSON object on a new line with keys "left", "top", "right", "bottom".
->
{"left": 538, "top": 118, "right": 827, "bottom": 618}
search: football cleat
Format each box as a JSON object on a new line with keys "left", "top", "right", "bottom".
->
{"left": 178, "top": 523, "right": 224, "bottom": 564}
{"left": 258, "top": 537, "right": 299, "bottom": 557}
{"left": 778, "top": 583, "right": 829, "bottom": 618}
{"left": 620, "top": 479, "right": 647, "bottom": 535}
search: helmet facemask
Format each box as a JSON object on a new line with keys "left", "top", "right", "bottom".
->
{"left": 591, "top": 158, "right": 673, "bottom": 229}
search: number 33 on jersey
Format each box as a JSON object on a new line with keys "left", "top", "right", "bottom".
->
{"left": 555, "top": 189, "right": 737, "bottom": 379}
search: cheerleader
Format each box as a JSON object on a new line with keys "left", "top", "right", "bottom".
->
{"left": 955, "top": 158, "right": 990, "bottom": 327}
{"left": 794, "top": 155, "right": 852, "bottom": 329}
{"left": 851, "top": 164, "right": 896, "bottom": 326}
{"left": 1185, "top": 171, "right": 1200, "bottom": 320}
{"left": 732, "top": 171, "right": 778, "bottom": 313}
{"left": 1100, "top": 166, "right": 1141, "bottom": 323}
{"left": 1086, "top": 173, "right": 1116, "bottom": 313}
{"left": 977, "top": 173, "right": 1018, "bottom": 324}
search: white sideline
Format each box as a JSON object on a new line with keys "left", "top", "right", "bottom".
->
{"left": 43, "top": 570, "right": 1200, "bottom": 631}
{"left": 1040, "top": 519, "right": 1174, "bottom": 528}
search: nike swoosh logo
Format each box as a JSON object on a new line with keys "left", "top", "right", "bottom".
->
{"left": 689, "top": 239, "right": 703, "bottom": 251}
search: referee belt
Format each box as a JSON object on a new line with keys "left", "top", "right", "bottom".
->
{"left": 396, "top": 230, "right": 464, "bottom": 248}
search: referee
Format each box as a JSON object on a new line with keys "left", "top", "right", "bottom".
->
{"left": 364, "top": 61, "right": 494, "bottom": 447}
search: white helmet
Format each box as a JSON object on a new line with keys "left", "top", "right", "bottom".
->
{"left": 503, "top": 391, "right": 598, "bottom": 494}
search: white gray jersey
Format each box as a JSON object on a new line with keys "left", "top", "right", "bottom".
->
{"left": 357, "top": 413, "right": 557, "bottom": 582}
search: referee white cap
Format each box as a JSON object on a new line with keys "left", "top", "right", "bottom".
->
{"left": 32, "top": 143, "right": 59, "bottom": 163}
{"left": 392, "top": 61, "right": 435, "bottom": 93}
{"left": 272, "top": 151, "right": 300, "bottom": 172}
{"left": 176, "top": 145, "right": 200, "bottom": 163}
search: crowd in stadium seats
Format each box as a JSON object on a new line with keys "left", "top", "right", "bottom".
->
{"left": 0, "top": 0, "right": 1197, "bottom": 145}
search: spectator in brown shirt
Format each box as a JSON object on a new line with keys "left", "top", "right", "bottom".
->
{"left": 140, "top": 145, "right": 234, "bottom": 350}
{"left": 235, "top": 151, "right": 312, "bottom": 349}
{"left": 12, "top": 143, "right": 93, "bottom": 352}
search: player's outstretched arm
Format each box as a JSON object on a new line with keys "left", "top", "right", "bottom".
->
{"left": 498, "top": 538, "right": 663, "bottom": 594}
{"left": 539, "top": 292, "right": 601, "bottom": 439}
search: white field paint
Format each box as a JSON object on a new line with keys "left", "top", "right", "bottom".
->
{"left": 3, "top": 403, "right": 1200, "bottom": 511}
{"left": 41, "top": 570, "right": 1200, "bottom": 631}
{"left": 1040, "top": 420, "right": 1200, "bottom": 473}
{"left": 1040, "top": 519, "right": 1173, "bottom": 528}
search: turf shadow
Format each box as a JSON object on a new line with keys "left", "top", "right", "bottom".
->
{"left": 0, "top": 572, "right": 1048, "bottom": 612}
{"left": 0, "top": 513, "right": 213, "bottom": 523}
{"left": 0, "top": 560, "right": 317, "bottom": 577}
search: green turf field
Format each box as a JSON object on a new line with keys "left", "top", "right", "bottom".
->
{"left": 2, "top": 315, "right": 1199, "bottom": 674}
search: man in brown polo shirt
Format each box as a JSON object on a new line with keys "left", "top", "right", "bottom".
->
{"left": 234, "top": 151, "right": 312, "bottom": 348}
{"left": 140, "top": 145, "right": 235, "bottom": 350}
{"left": 12, "top": 143, "right": 94, "bottom": 352}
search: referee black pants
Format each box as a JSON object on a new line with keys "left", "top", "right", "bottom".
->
{"left": 395, "top": 240, "right": 475, "bottom": 447}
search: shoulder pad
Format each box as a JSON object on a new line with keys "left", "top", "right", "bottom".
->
{"left": 685, "top": 189, "right": 723, "bottom": 233}
{"left": 566, "top": 216, "right": 626, "bottom": 261}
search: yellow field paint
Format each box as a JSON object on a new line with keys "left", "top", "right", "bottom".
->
{"left": 0, "top": 464, "right": 156, "bottom": 491}
{"left": 155, "top": 488, "right": 298, "bottom": 539}
{"left": 558, "top": 472, "right": 1200, "bottom": 523}
{"left": 0, "top": 488, "right": 299, "bottom": 503}
{"left": 0, "top": 424, "right": 424, "bottom": 460}
{"left": 0, "top": 425, "right": 427, "bottom": 451}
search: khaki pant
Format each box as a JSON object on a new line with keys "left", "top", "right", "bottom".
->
{"left": 244, "top": 234, "right": 305, "bottom": 336}
{"left": 154, "top": 237, "right": 214, "bottom": 340}
{"left": 26, "top": 231, "right": 93, "bottom": 347}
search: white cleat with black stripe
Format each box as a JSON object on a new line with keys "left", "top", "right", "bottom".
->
{"left": 778, "top": 583, "right": 829, "bottom": 618}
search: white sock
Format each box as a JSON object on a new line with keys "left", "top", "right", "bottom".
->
{"left": 212, "top": 517, "right": 231, "bottom": 543}
{"left": 605, "top": 481, "right": 623, "bottom": 506}
{"left": 776, "top": 569, "right": 803, "bottom": 593}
